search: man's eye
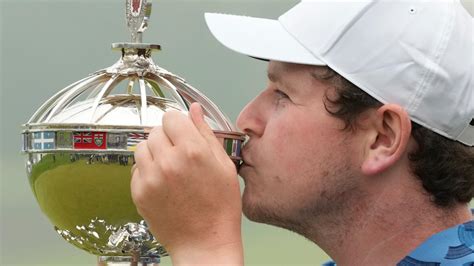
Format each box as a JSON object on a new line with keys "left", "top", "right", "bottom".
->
{"left": 275, "top": 89, "right": 289, "bottom": 100}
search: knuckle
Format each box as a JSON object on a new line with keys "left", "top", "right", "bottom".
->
{"left": 134, "top": 142, "right": 148, "bottom": 160}
{"left": 131, "top": 184, "right": 147, "bottom": 207}
{"left": 159, "top": 158, "right": 179, "bottom": 177}
{"left": 150, "top": 125, "right": 163, "bottom": 133}
{"left": 136, "top": 140, "right": 148, "bottom": 152}
{"left": 184, "top": 145, "right": 202, "bottom": 160}
{"left": 132, "top": 176, "right": 161, "bottom": 204}
{"left": 131, "top": 192, "right": 145, "bottom": 207}
{"left": 130, "top": 164, "right": 138, "bottom": 176}
{"left": 162, "top": 111, "right": 181, "bottom": 125}
{"left": 148, "top": 126, "right": 163, "bottom": 139}
{"left": 146, "top": 132, "right": 160, "bottom": 151}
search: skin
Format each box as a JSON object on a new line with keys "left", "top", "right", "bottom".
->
{"left": 131, "top": 103, "right": 243, "bottom": 265}
{"left": 131, "top": 61, "right": 472, "bottom": 265}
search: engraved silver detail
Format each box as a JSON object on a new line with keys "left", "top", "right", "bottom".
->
{"left": 126, "top": 0, "right": 150, "bottom": 43}
{"left": 55, "top": 218, "right": 167, "bottom": 258}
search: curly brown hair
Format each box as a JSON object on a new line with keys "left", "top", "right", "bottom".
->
{"left": 313, "top": 66, "right": 474, "bottom": 208}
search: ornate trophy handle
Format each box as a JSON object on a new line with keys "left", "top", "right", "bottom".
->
{"left": 126, "top": 0, "right": 152, "bottom": 43}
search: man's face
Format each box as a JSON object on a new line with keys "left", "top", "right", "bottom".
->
{"left": 237, "top": 61, "right": 363, "bottom": 231}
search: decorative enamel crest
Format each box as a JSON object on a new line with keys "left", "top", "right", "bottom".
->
{"left": 126, "top": 0, "right": 151, "bottom": 43}
{"left": 131, "top": 0, "right": 142, "bottom": 17}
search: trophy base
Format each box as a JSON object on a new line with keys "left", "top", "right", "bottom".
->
{"left": 98, "top": 255, "right": 160, "bottom": 266}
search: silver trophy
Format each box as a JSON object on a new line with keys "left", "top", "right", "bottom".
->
{"left": 21, "top": 0, "right": 245, "bottom": 265}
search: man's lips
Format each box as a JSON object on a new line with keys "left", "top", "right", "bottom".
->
{"left": 240, "top": 148, "right": 254, "bottom": 167}
{"left": 240, "top": 159, "right": 253, "bottom": 167}
{"left": 238, "top": 161, "right": 251, "bottom": 178}
{"left": 239, "top": 162, "right": 252, "bottom": 171}
{"left": 238, "top": 156, "right": 254, "bottom": 182}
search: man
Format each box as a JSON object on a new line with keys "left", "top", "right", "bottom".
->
{"left": 131, "top": 0, "right": 474, "bottom": 265}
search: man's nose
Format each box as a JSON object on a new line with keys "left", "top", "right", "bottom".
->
{"left": 236, "top": 94, "right": 266, "bottom": 137}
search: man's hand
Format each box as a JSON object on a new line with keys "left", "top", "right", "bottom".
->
{"left": 131, "top": 103, "right": 243, "bottom": 265}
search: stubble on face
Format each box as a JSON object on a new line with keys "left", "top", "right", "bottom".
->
{"left": 242, "top": 134, "right": 363, "bottom": 239}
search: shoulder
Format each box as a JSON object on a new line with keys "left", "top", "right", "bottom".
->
{"left": 398, "top": 220, "right": 474, "bottom": 266}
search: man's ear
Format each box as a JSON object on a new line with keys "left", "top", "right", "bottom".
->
{"left": 361, "top": 104, "right": 412, "bottom": 176}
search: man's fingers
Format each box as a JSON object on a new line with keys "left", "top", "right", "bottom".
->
{"left": 189, "top": 103, "right": 214, "bottom": 138}
{"left": 130, "top": 166, "right": 144, "bottom": 206}
{"left": 190, "top": 103, "right": 229, "bottom": 158}
{"left": 147, "top": 126, "right": 173, "bottom": 159}
{"left": 131, "top": 163, "right": 138, "bottom": 177}
{"left": 160, "top": 104, "right": 230, "bottom": 163}
{"left": 162, "top": 110, "right": 203, "bottom": 146}
{"left": 134, "top": 140, "right": 154, "bottom": 172}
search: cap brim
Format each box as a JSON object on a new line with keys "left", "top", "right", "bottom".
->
{"left": 205, "top": 13, "right": 325, "bottom": 66}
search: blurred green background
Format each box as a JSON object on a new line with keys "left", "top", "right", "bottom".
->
{"left": 0, "top": 0, "right": 473, "bottom": 265}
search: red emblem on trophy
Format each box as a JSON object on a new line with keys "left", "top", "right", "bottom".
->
{"left": 131, "top": 0, "right": 142, "bottom": 17}
{"left": 73, "top": 132, "right": 107, "bottom": 149}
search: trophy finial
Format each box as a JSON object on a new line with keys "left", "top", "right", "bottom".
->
{"left": 126, "top": 0, "right": 152, "bottom": 43}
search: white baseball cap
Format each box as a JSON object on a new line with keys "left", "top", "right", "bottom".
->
{"left": 205, "top": 0, "right": 474, "bottom": 146}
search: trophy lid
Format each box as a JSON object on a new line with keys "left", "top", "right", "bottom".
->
{"left": 24, "top": 0, "right": 236, "bottom": 132}
{"left": 23, "top": 0, "right": 244, "bottom": 161}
